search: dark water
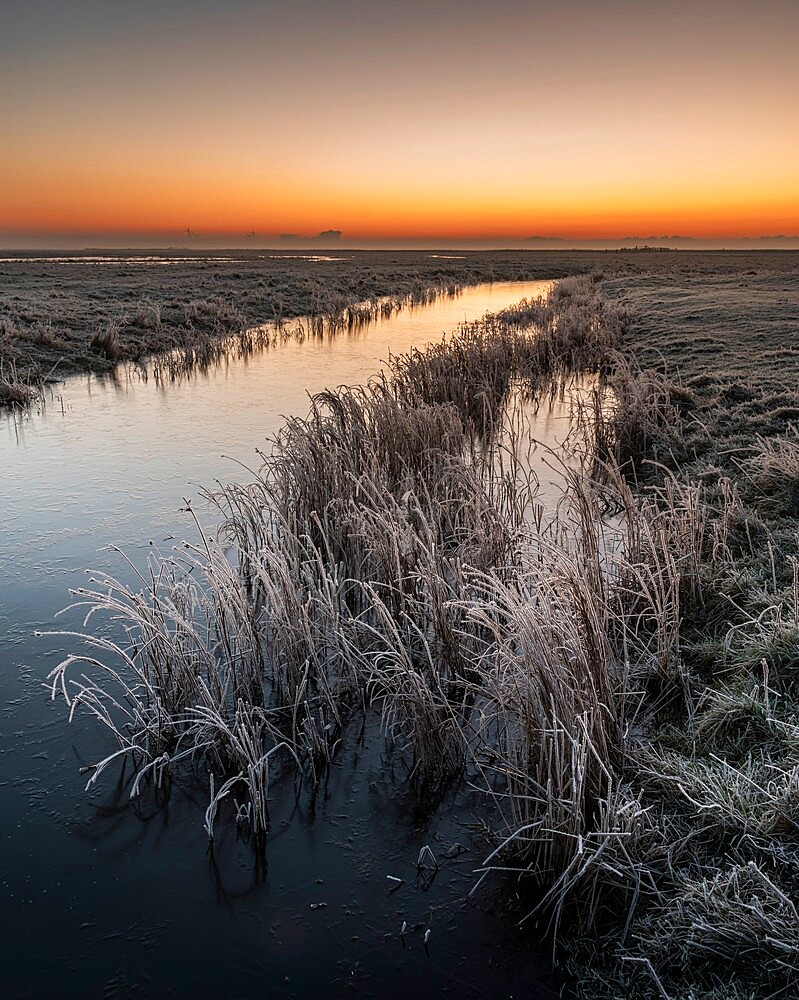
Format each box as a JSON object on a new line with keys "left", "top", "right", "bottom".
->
{"left": 1, "top": 280, "right": 569, "bottom": 998}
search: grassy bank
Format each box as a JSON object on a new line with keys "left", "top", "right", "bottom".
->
{"left": 566, "top": 258, "right": 799, "bottom": 998}
{"left": 45, "top": 258, "right": 799, "bottom": 998}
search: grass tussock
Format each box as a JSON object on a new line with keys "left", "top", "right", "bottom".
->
{"left": 89, "top": 320, "right": 123, "bottom": 361}
{"left": 748, "top": 429, "right": 799, "bottom": 515}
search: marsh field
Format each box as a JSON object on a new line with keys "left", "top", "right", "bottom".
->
{"left": 2, "top": 249, "right": 799, "bottom": 999}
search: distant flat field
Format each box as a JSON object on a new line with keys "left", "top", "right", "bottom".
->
{"left": 598, "top": 252, "right": 799, "bottom": 469}
{"left": 0, "top": 249, "right": 796, "bottom": 387}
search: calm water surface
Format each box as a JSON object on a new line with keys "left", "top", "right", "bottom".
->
{"left": 1, "top": 280, "right": 574, "bottom": 998}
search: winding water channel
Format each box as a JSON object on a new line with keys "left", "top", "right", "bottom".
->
{"left": 1, "top": 278, "right": 577, "bottom": 998}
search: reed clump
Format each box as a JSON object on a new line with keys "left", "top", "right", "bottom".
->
{"left": 90, "top": 320, "right": 123, "bottom": 361}
{"left": 0, "top": 361, "right": 41, "bottom": 406}
{"left": 47, "top": 274, "right": 618, "bottom": 803}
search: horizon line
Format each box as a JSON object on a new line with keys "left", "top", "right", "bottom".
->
{"left": 2, "top": 238, "right": 799, "bottom": 253}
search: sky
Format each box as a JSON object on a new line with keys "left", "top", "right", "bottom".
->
{"left": 1, "top": 0, "right": 797, "bottom": 247}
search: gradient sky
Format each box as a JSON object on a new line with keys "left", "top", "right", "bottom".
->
{"left": 1, "top": 0, "right": 797, "bottom": 245}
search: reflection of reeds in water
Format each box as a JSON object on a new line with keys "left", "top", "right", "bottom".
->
{"left": 143, "top": 281, "right": 464, "bottom": 386}
{"left": 45, "top": 274, "right": 799, "bottom": 997}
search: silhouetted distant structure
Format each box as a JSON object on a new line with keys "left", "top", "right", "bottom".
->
{"left": 279, "top": 230, "right": 343, "bottom": 244}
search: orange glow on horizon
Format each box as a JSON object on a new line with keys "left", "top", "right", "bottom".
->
{"left": 4, "top": 144, "right": 796, "bottom": 242}
{"left": 4, "top": 157, "right": 797, "bottom": 242}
